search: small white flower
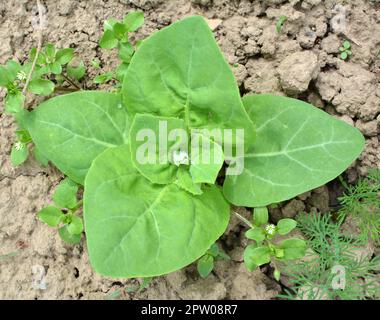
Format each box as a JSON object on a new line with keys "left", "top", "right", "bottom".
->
{"left": 265, "top": 224, "right": 276, "bottom": 235}
{"left": 16, "top": 71, "right": 27, "bottom": 81}
{"left": 172, "top": 150, "right": 189, "bottom": 166}
{"left": 15, "top": 142, "right": 24, "bottom": 151}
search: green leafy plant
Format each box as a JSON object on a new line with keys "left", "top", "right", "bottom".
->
{"left": 5, "top": 15, "right": 365, "bottom": 279}
{"left": 97, "top": 11, "right": 144, "bottom": 85}
{"left": 242, "top": 207, "right": 306, "bottom": 280}
{"left": 339, "top": 40, "right": 352, "bottom": 60}
{"left": 276, "top": 15, "right": 287, "bottom": 34}
{"left": 38, "top": 178, "right": 83, "bottom": 244}
{"left": 279, "top": 212, "right": 380, "bottom": 300}
{"left": 197, "top": 243, "right": 229, "bottom": 278}
{"left": 338, "top": 169, "right": 380, "bottom": 245}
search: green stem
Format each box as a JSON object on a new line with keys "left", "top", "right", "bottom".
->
{"left": 72, "top": 199, "right": 83, "bottom": 212}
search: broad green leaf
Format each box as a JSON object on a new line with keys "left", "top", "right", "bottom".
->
{"left": 33, "top": 146, "right": 49, "bottom": 167}
{"left": 129, "top": 113, "right": 188, "bottom": 184}
{"left": 84, "top": 144, "right": 230, "bottom": 278}
{"left": 56, "top": 48, "right": 74, "bottom": 65}
{"left": 104, "top": 18, "right": 118, "bottom": 31}
{"left": 122, "top": 16, "right": 255, "bottom": 149}
{"left": 189, "top": 133, "right": 224, "bottom": 184}
{"left": 67, "top": 215, "right": 83, "bottom": 235}
{"left": 245, "top": 227, "right": 265, "bottom": 242}
{"left": 5, "top": 92, "right": 24, "bottom": 114}
{"left": 197, "top": 255, "right": 214, "bottom": 278}
{"left": 277, "top": 218, "right": 297, "bottom": 235}
{"left": 52, "top": 178, "right": 78, "bottom": 209}
{"left": 245, "top": 246, "right": 271, "bottom": 267}
{"left": 253, "top": 207, "right": 268, "bottom": 226}
{"left": 11, "top": 142, "right": 28, "bottom": 166}
{"left": 279, "top": 238, "right": 307, "bottom": 260}
{"left": 341, "top": 52, "right": 348, "bottom": 60}
{"left": 28, "top": 79, "right": 55, "bottom": 96}
{"left": 223, "top": 94, "right": 365, "bottom": 207}
{"left": 27, "top": 91, "right": 129, "bottom": 184}
{"left": 113, "top": 22, "right": 128, "bottom": 40}
{"left": 67, "top": 60, "right": 85, "bottom": 81}
{"left": 123, "top": 11, "right": 144, "bottom": 32}
{"left": 343, "top": 41, "right": 351, "bottom": 49}
{"left": 175, "top": 165, "right": 203, "bottom": 195}
{"left": 59, "top": 225, "right": 81, "bottom": 244}
{"left": 99, "top": 30, "right": 118, "bottom": 49}
{"left": 38, "top": 206, "right": 64, "bottom": 227}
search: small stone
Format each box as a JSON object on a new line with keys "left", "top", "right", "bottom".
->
{"left": 281, "top": 199, "right": 305, "bottom": 218}
{"left": 356, "top": 119, "right": 379, "bottom": 137}
{"left": 277, "top": 51, "right": 319, "bottom": 94}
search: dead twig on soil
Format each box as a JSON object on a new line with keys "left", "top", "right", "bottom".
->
{"left": 22, "top": 0, "right": 44, "bottom": 95}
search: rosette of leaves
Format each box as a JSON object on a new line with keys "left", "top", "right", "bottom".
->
{"left": 25, "top": 16, "right": 364, "bottom": 278}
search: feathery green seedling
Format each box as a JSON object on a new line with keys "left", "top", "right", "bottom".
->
{"left": 278, "top": 212, "right": 380, "bottom": 300}
{"left": 240, "top": 207, "right": 306, "bottom": 280}
{"left": 339, "top": 40, "right": 352, "bottom": 60}
{"left": 338, "top": 169, "right": 380, "bottom": 245}
{"left": 197, "top": 243, "right": 229, "bottom": 278}
{"left": 38, "top": 178, "right": 83, "bottom": 244}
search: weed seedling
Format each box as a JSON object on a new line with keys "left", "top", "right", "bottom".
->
{"left": 276, "top": 15, "right": 287, "bottom": 33}
{"left": 339, "top": 40, "right": 352, "bottom": 60}
{"left": 197, "top": 243, "right": 230, "bottom": 278}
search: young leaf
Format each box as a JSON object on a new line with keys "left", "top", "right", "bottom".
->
{"left": 341, "top": 52, "right": 348, "bottom": 60}
{"left": 11, "top": 142, "right": 28, "bottom": 166}
{"left": 129, "top": 113, "right": 188, "bottom": 184}
{"left": 118, "top": 42, "right": 134, "bottom": 63}
{"left": 245, "top": 227, "right": 265, "bottom": 242}
{"left": 99, "top": 30, "right": 118, "bottom": 49}
{"left": 253, "top": 207, "right": 268, "bottom": 226}
{"left": 38, "top": 206, "right": 64, "bottom": 227}
{"left": 50, "top": 61, "right": 62, "bottom": 75}
{"left": 274, "top": 269, "right": 281, "bottom": 281}
{"left": 15, "top": 130, "right": 32, "bottom": 143}
{"left": 58, "top": 225, "right": 81, "bottom": 244}
{"left": 67, "top": 60, "right": 85, "bottom": 81}
{"left": 277, "top": 218, "right": 297, "bottom": 235}
{"left": 84, "top": 144, "right": 230, "bottom": 278}
{"left": 5, "top": 92, "right": 24, "bottom": 114}
{"left": 123, "top": 11, "right": 144, "bottom": 32}
{"left": 52, "top": 178, "right": 78, "bottom": 209}
{"left": 279, "top": 238, "right": 307, "bottom": 260}
{"left": 244, "top": 244, "right": 271, "bottom": 271}
{"left": 55, "top": 48, "right": 74, "bottom": 65}
{"left": 27, "top": 91, "right": 129, "bottom": 184}
{"left": 189, "top": 133, "right": 224, "bottom": 185}
{"left": 44, "top": 43, "right": 56, "bottom": 61}
{"left": 28, "top": 79, "right": 55, "bottom": 96}
{"left": 122, "top": 16, "right": 255, "bottom": 149}
{"left": 276, "top": 15, "right": 287, "bottom": 33}
{"left": 223, "top": 94, "right": 365, "bottom": 207}
{"left": 67, "top": 215, "right": 84, "bottom": 235}
{"left": 0, "top": 65, "right": 13, "bottom": 86}
{"left": 197, "top": 255, "right": 214, "bottom": 278}
{"left": 343, "top": 40, "right": 351, "bottom": 49}
{"left": 175, "top": 165, "right": 203, "bottom": 195}
{"left": 93, "top": 72, "right": 114, "bottom": 84}
{"left": 112, "top": 22, "right": 128, "bottom": 40}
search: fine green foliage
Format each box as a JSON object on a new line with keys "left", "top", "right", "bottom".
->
{"left": 243, "top": 207, "right": 306, "bottom": 279}
{"left": 37, "top": 178, "right": 83, "bottom": 244}
{"left": 339, "top": 40, "right": 352, "bottom": 60}
{"left": 197, "top": 243, "right": 229, "bottom": 278}
{"left": 276, "top": 15, "right": 287, "bottom": 33}
{"left": 18, "top": 15, "right": 364, "bottom": 279}
{"left": 338, "top": 169, "right": 380, "bottom": 245}
{"left": 223, "top": 95, "right": 364, "bottom": 207}
{"left": 279, "top": 213, "right": 380, "bottom": 300}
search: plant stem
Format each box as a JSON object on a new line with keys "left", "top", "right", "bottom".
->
{"left": 233, "top": 211, "right": 253, "bottom": 228}
{"left": 61, "top": 73, "right": 81, "bottom": 90}
{"left": 72, "top": 199, "right": 83, "bottom": 212}
{"left": 22, "top": 0, "right": 43, "bottom": 95}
